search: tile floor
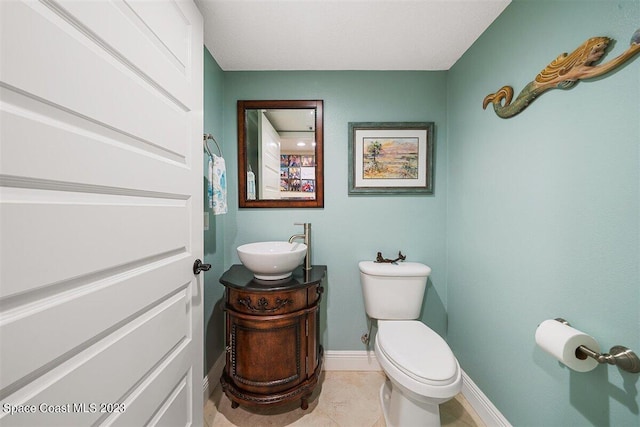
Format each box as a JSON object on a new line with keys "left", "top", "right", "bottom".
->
{"left": 204, "top": 371, "right": 485, "bottom": 427}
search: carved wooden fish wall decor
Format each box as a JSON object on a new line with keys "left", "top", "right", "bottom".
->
{"left": 483, "top": 28, "right": 640, "bottom": 119}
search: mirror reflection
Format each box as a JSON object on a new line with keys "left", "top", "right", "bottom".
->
{"left": 238, "top": 100, "right": 324, "bottom": 208}
{"left": 246, "top": 108, "right": 316, "bottom": 200}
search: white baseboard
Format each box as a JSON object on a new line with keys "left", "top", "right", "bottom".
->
{"left": 203, "top": 353, "right": 225, "bottom": 401}
{"left": 461, "top": 370, "right": 511, "bottom": 427}
{"left": 323, "top": 350, "right": 382, "bottom": 371}
{"left": 321, "top": 350, "right": 510, "bottom": 427}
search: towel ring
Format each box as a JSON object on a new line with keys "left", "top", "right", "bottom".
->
{"left": 203, "top": 133, "right": 222, "bottom": 157}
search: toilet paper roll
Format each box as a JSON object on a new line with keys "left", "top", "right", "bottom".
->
{"left": 535, "top": 319, "right": 601, "bottom": 372}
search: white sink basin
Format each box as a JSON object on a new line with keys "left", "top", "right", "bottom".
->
{"left": 237, "top": 241, "right": 307, "bottom": 280}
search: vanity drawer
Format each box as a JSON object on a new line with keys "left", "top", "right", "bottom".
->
{"left": 228, "top": 288, "right": 308, "bottom": 315}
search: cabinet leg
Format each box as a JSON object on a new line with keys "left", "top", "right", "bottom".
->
{"left": 231, "top": 400, "right": 239, "bottom": 409}
{"left": 300, "top": 396, "right": 309, "bottom": 410}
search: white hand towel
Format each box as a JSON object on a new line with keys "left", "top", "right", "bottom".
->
{"left": 247, "top": 169, "right": 256, "bottom": 200}
{"left": 210, "top": 154, "right": 227, "bottom": 215}
{"left": 208, "top": 156, "right": 214, "bottom": 209}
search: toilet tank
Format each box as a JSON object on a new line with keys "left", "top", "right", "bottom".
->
{"left": 359, "top": 261, "right": 432, "bottom": 320}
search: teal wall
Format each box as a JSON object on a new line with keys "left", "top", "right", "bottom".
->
{"left": 447, "top": 1, "right": 639, "bottom": 426}
{"left": 203, "top": 1, "right": 640, "bottom": 424}
{"left": 221, "top": 71, "right": 450, "bottom": 351}
{"left": 203, "top": 48, "right": 226, "bottom": 372}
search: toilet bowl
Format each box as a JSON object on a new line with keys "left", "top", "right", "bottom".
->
{"left": 359, "top": 261, "right": 462, "bottom": 427}
{"left": 375, "top": 320, "right": 462, "bottom": 426}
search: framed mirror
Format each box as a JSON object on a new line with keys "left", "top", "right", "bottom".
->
{"left": 238, "top": 100, "right": 324, "bottom": 208}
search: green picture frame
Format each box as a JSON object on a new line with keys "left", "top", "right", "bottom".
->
{"left": 348, "top": 122, "right": 434, "bottom": 195}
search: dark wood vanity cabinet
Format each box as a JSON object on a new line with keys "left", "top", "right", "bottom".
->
{"left": 219, "top": 265, "right": 326, "bottom": 409}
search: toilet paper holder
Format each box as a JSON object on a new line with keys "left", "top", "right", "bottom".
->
{"left": 555, "top": 318, "right": 640, "bottom": 373}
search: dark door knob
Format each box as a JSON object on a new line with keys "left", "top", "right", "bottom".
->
{"left": 193, "top": 259, "right": 211, "bottom": 275}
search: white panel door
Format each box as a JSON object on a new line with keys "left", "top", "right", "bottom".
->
{"left": 0, "top": 1, "right": 204, "bottom": 426}
{"left": 258, "top": 112, "right": 281, "bottom": 199}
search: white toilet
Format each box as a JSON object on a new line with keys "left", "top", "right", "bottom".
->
{"left": 359, "top": 261, "right": 462, "bottom": 427}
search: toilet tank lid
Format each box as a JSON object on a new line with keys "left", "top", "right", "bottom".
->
{"left": 358, "top": 261, "right": 431, "bottom": 277}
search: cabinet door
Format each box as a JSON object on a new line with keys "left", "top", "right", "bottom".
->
{"left": 227, "top": 312, "right": 307, "bottom": 394}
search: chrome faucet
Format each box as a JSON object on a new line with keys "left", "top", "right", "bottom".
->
{"left": 289, "top": 222, "right": 311, "bottom": 271}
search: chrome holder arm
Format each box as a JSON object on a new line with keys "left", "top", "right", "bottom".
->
{"left": 555, "top": 318, "right": 640, "bottom": 373}
{"left": 576, "top": 345, "right": 640, "bottom": 373}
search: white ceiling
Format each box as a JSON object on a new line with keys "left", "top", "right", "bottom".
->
{"left": 195, "top": 0, "right": 511, "bottom": 71}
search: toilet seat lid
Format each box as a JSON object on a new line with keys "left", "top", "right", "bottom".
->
{"left": 377, "top": 321, "right": 458, "bottom": 386}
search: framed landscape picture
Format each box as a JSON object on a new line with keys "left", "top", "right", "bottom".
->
{"left": 348, "top": 122, "right": 434, "bottom": 194}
